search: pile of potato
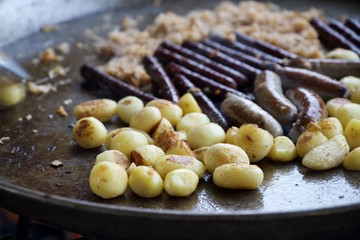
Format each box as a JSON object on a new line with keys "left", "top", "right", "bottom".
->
{"left": 72, "top": 81, "right": 360, "bottom": 199}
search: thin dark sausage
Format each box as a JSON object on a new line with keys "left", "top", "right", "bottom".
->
{"left": 80, "top": 64, "right": 156, "bottom": 102}
{"left": 235, "top": 32, "right": 298, "bottom": 60}
{"left": 310, "top": 17, "right": 360, "bottom": 56}
{"left": 329, "top": 19, "right": 360, "bottom": 47}
{"left": 201, "top": 39, "right": 264, "bottom": 69}
{"left": 160, "top": 40, "right": 248, "bottom": 86}
{"left": 210, "top": 35, "right": 283, "bottom": 64}
{"left": 344, "top": 17, "right": 360, "bottom": 35}
{"left": 173, "top": 74, "right": 229, "bottom": 130}
{"left": 143, "top": 56, "right": 179, "bottom": 102}
{"left": 166, "top": 62, "right": 253, "bottom": 100}
{"left": 286, "top": 87, "right": 328, "bottom": 142}
{"left": 183, "top": 41, "right": 260, "bottom": 81}
{"left": 154, "top": 47, "right": 238, "bottom": 89}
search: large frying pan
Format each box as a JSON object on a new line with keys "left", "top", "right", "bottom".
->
{"left": 1, "top": 0, "right": 360, "bottom": 239}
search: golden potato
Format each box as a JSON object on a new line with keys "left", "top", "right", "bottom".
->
{"left": 234, "top": 124, "right": 273, "bottom": 162}
{"left": 343, "top": 147, "right": 360, "bottom": 171}
{"left": 302, "top": 134, "right": 349, "bottom": 170}
{"left": 213, "top": 163, "right": 264, "bottom": 189}
{"left": 116, "top": 96, "right": 144, "bottom": 124}
{"left": 146, "top": 99, "right": 183, "bottom": 126}
{"left": 128, "top": 166, "right": 163, "bottom": 198}
{"left": 0, "top": 81, "right": 26, "bottom": 109}
{"left": 130, "top": 106, "right": 162, "bottom": 133}
{"left": 296, "top": 123, "right": 328, "bottom": 159}
{"left": 110, "top": 130, "right": 148, "bottom": 158}
{"left": 316, "top": 117, "right": 343, "bottom": 139}
{"left": 335, "top": 103, "right": 360, "bottom": 128}
{"left": 72, "top": 117, "right": 107, "bottom": 149}
{"left": 155, "top": 155, "right": 206, "bottom": 179}
{"left": 95, "top": 150, "right": 130, "bottom": 169}
{"left": 187, "top": 123, "right": 226, "bottom": 149}
{"left": 152, "top": 118, "right": 174, "bottom": 140}
{"left": 176, "top": 112, "right": 210, "bottom": 133}
{"left": 225, "top": 126, "right": 239, "bottom": 145}
{"left": 130, "top": 145, "right": 165, "bottom": 167}
{"left": 340, "top": 76, "right": 360, "bottom": 104}
{"left": 326, "top": 98, "right": 351, "bottom": 117}
{"left": 267, "top": 136, "right": 297, "bottom": 162}
{"left": 89, "top": 161, "right": 128, "bottom": 199}
{"left": 164, "top": 169, "right": 199, "bottom": 197}
{"left": 73, "top": 98, "right": 117, "bottom": 122}
{"left": 344, "top": 119, "right": 360, "bottom": 150}
{"left": 177, "top": 93, "right": 202, "bottom": 114}
{"left": 204, "top": 143, "right": 249, "bottom": 173}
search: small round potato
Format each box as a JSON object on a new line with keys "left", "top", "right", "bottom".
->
{"left": 234, "top": 124, "right": 273, "bottom": 162}
{"left": 344, "top": 119, "right": 360, "bottom": 150}
{"left": 326, "top": 98, "right": 352, "bottom": 117}
{"left": 110, "top": 130, "right": 148, "bottom": 158}
{"left": 340, "top": 76, "right": 360, "bottom": 104}
{"left": 89, "top": 161, "right": 128, "bottom": 199}
{"left": 128, "top": 166, "right": 163, "bottom": 198}
{"left": 176, "top": 112, "right": 210, "bottom": 133}
{"left": 317, "top": 117, "right": 343, "bottom": 139}
{"left": 73, "top": 117, "right": 107, "bottom": 149}
{"left": 146, "top": 99, "right": 183, "bottom": 126}
{"left": 116, "top": 96, "right": 144, "bottom": 124}
{"left": 130, "top": 145, "right": 165, "bottom": 167}
{"left": 0, "top": 81, "right": 26, "bottom": 109}
{"left": 325, "top": 48, "right": 359, "bottom": 60}
{"left": 204, "top": 143, "right": 250, "bottom": 173}
{"left": 343, "top": 147, "right": 360, "bottom": 171}
{"left": 225, "top": 126, "right": 239, "bottom": 145}
{"left": 335, "top": 103, "right": 360, "bottom": 128}
{"left": 73, "top": 98, "right": 117, "bottom": 122}
{"left": 296, "top": 123, "right": 328, "bottom": 159}
{"left": 155, "top": 155, "right": 206, "bottom": 179}
{"left": 130, "top": 106, "right": 162, "bottom": 133}
{"left": 95, "top": 150, "right": 130, "bottom": 169}
{"left": 177, "top": 93, "right": 202, "bottom": 114}
{"left": 164, "top": 169, "right": 199, "bottom": 197}
{"left": 105, "top": 127, "right": 154, "bottom": 149}
{"left": 187, "top": 123, "right": 226, "bottom": 149}
{"left": 267, "top": 136, "right": 297, "bottom": 162}
{"left": 213, "top": 163, "right": 264, "bottom": 190}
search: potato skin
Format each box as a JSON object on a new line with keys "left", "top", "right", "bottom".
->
{"left": 343, "top": 147, "right": 360, "bottom": 171}
{"left": 72, "top": 117, "right": 107, "bottom": 149}
{"left": 164, "top": 169, "right": 199, "bottom": 197}
{"left": 74, "top": 98, "right": 117, "bottom": 122}
{"left": 213, "top": 163, "right": 264, "bottom": 189}
{"left": 204, "top": 143, "right": 249, "bottom": 173}
{"left": 128, "top": 166, "right": 164, "bottom": 198}
{"left": 344, "top": 119, "right": 360, "bottom": 150}
{"left": 89, "top": 161, "right": 128, "bottom": 199}
{"left": 234, "top": 124, "right": 274, "bottom": 162}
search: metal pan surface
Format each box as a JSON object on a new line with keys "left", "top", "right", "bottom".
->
{"left": 0, "top": 0, "right": 360, "bottom": 239}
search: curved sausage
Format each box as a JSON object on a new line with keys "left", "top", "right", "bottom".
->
{"left": 221, "top": 93, "right": 283, "bottom": 137}
{"left": 254, "top": 70, "right": 297, "bottom": 133}
{"left": 286, "top": 87, "right": 328, "bottom": 142}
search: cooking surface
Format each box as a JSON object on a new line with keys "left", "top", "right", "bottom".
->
{"left": 0, "top": 0, "right": 360, "bottom": 239}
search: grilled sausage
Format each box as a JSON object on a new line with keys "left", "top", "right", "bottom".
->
{"left": 235, "top": 32, "right": 298, "bottom": 60}
{"left": 286, "top": 58, "right": 360, "bottom": 79}
{"left": 154, "top": 47, "right": 238, "bottom": 89}
{"left": 80, "top": 64, "right": 156, "bottom": 102}
{"left": 268, "top": 64, "right": 350, "bottom": 100}
{"left": 286, "top": 87, "right": 328, "bottom": 142}
{"left": 143, "top": 56, "right": 179, "bottom": 102}
{"left": 221, "top": 93, "right": 283, "bottom": 137}
{"left": 254, "top": 70, "right": 297, "bottom": 133}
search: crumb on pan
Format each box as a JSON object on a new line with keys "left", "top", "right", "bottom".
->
{"left": 0, "top": 137, "right": 10, "bottom": 145}
{"left": 56, "top": 106, "right": 68, "bottom": 117}
{"left": 39, "top": 48, "right": 63, "bottom": 63}
{"left": 94, "top": 1, "right": 323, "bottom": 87}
